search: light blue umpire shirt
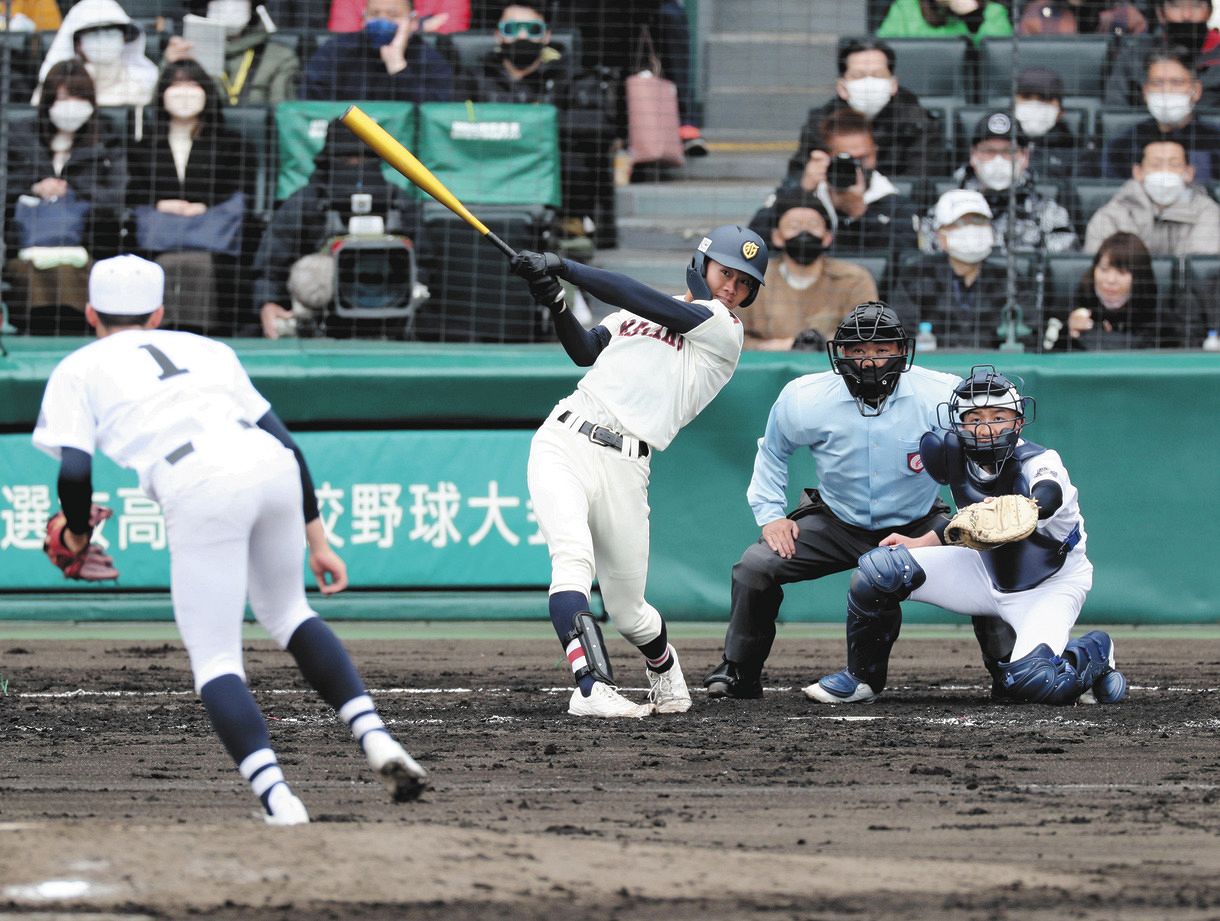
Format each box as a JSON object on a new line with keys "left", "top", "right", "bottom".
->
{"left": 747, "top": 365, "right": 963, "bottom": 530}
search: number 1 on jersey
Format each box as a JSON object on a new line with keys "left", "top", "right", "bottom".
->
{"left": 139, "top": 344, "right": 189, "bottom": 380}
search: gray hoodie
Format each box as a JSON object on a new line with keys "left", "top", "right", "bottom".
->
{"left": 1085, "top": 178, "right": 1220, "bottom": 257}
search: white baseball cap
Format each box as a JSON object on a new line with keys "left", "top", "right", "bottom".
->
{"left": 934, "top": 188, "right": 993, "bottom": 229}
{"left": 88, "top": 255, "right": 165, "bottom": 315}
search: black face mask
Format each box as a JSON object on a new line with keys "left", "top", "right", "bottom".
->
{"left": 783, "top": 231, "right": 825, "bottom": 266}
{"left": 503, "top": 38, "right": 543, "bottom": 69}
{"left": 1164, "top": 19, "right": 1209, "bottom": 52}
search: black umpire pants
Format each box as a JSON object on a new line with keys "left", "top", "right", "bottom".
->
{"left": 723, "top": 489, "right": 950, "bottom": 673}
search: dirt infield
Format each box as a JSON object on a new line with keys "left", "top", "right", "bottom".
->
{"left": 2, "top": 626, "right": 1219, "bottom": 920}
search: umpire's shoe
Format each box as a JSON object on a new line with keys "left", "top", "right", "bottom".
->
{"left": 569, "top": 682, "right": 655, "bottom": 718}
{"left": 646, "top": 645, "right": 692, "bottom": 713}
{"left": 703, "top": 659, "right": 764, "bottom": 699}
{"left": 803, "top": 669, "right": 879, "bottom": 704}
{"left": 363, "top": 731, "right": 429, "bottom": 802}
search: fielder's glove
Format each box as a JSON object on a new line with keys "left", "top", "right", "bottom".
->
{"left": 44, "top": 504, "right": 119, "bottom": 581}
{"left": 510, "top": 250, "right": 565, "bottom": 283}
{"left": 944, "top": 495, "right": 1039, "bottom": 551}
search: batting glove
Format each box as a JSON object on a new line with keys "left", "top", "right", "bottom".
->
{"left": 510, "top": 250, "right": 565, "bottom": 282}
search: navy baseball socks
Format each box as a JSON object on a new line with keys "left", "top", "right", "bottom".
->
{"left": 199, "top": 673, "right": 308, "bottom": 825}
{"left": 286, "top": 618, "right": 428, "bottom": 802}
{"left": 638, "top": 625, "right": 692, "bottom": 714}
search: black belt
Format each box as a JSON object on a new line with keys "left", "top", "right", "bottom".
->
{"left": 557, "top": 411, "right": 649, "bottom": 457}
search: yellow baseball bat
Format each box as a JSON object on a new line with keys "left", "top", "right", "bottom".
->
{"left": 340, "top": 105, "right": 517, "bottom": 260}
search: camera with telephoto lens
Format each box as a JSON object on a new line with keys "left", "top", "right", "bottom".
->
{"left": 827, "top": 153, "right": 862, "bottom": 190}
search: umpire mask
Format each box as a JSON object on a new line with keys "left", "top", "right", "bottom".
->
{"left": 827, "top": 302, "right": 914, "bottom": 416}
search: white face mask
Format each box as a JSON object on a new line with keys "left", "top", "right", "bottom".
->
{"left": 1146, "top": 92, "right": 1193, "bottom": 126}
{"left": 843, "top": 77, "right": 893, "bottom": 119}
{"left": 163, "top": 83, "right": 207, "bottom": 119}
{"left": 973, "top": 155, "right": 1022, "bottom": 191}
{"left": 1142, "top": 170, "right": 1186, "bottom": 207}
{"left": 944, "top": 225, "right": 995, "bottom": 263}
{"left": 49, "top": 98, "right": 94, "bottom": 133}
{"left": 1014, "top": 100, "right": 1058, "bottom": 138}
{"left": 946, "top": 0, "right": 980, "bottom": 13}
{"left": 207, "top": 0, "right": 252, "bottom": 36}
{"left": 79, "top": 28, "right": 126, "bottom": 64}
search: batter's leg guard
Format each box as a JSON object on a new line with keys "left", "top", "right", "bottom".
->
{"left": 994, "top": 644, "right": 1088, "bottom": 705}
{"left": 1063, "top": 630, "right": 1128, "bottom": 704}
{"left": 565, "top": 611, "right": 616, "bottom": 686}
{"left": 972, "top": 616, "right": 1017, "bottom": 700}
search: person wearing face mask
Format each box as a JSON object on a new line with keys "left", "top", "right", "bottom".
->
{"left": 1012, "top": 68, "right": 1081, "bottom": 181}
{"left": 920, "top": 111, "right": 1078, "bottom": 255}
{"left": 127, "top": 59, "right": 258, "bottom": 335}
{"left": 31, "top": 0, "right": 158, "bottom": 106}
{"left": 896, "top": 189, "right": 1038, "bottom": 349}
{"left": 1104, "top": 0, "right": 1220, "bottom": 107}
{"left": 1086, "top": 138, "right": 1220, "bottom": 256}
{"left": 460, "top": 3, "right": 618, "bottom": 250}
{"left": 302, "top": 0, "right": 454, "bottom": 102}
{"left": 1049, "top": 231, "right": 1185, "bottom": 350}
{"left": 1102, "top": 50, "right": 1220, "bottom": 183}
{"left": 5, "top": 60, "right": 127, "bottom": 334}
{"left": 877, "top": 0, "right": 1013, "bottom": 44}
{"left": 740, "top": 193, "right": 878, "bottom": 351}
{"left": 162, "top": 0, "right": 301, "bottom": 106}
{"left": 788, "top": 39, "right": 945, "bottom": 182}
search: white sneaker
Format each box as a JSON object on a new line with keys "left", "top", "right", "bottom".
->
{"left": 363, "top": 731, "right": 429, "bottom": 802}
{"left": 646, "top": 646, "right": 692, "bottom": 714}
{"left": 263, "top": 784, "right": 309, "bottom": 826}
{"left": 568, "top": 682, "right": 654, "bottom": 718}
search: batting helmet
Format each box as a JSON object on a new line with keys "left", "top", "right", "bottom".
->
{"left": 827, "top": 301, "right": 914, "bottom": 415}
{"left": 941, "top": 365, "right": 1037, "bottom": 469}
{"left": 686, "top": 224, "right": 769, "bottom": 309}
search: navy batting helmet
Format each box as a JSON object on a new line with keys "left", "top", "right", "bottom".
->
{"left": 827, "top": 301, "right": 914, "bottom": 415}
{"left": 686, "top": 224, "right": 768, "bottom": 308}
{"left": 941, "top": 365, "right": 1037, "bottom": 469}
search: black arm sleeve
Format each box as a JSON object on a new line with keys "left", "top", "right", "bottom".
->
{"left": 552, "top": 305, "right": 612, "bottom": 366}
{"left": 256, "top": 410, "right": 321, "bottom": 524}
{"left": 58, "top": 447, "right": 94, "bottom": 534}
{"left": 561, "top": 260, "right": 713, "bottom": 333}
{"left": 1031, "top": 480, "right": 1064, "bottom": 520}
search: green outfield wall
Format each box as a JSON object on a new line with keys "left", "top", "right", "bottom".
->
{"left": 1, "top": 339, "right": 1217, "bottom": 623}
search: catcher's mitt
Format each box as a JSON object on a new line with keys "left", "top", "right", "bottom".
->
{"left": 944, "top": 495, "right": 1039, "bottom": 551}
{"left": 44, "top": 505, "right": 119, "bottom": 581}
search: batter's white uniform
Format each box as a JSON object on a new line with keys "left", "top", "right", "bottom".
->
{"left": 528, "top": 299, "right": 744, "bottom": 644}
{"left": 907, "top": 446, "right": 1092, "bottom": 660}
{"left": 34, "top": 329, "right": 317, "bottom": 691}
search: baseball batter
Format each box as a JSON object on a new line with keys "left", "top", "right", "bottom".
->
{"left": 806, "top": 366, "right": 1128, "bottom": 705}
{"left": 33, "top": 255, "right": 428, "bottom": 825}
{"left": 510, "top": 226, "right": 769, "bottom": 718}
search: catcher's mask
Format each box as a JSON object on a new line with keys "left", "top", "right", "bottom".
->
{"left": 686, "top": 224, "right": 768, "bottom": 309}
{"left": 940, "top": 365, "right": 1037, "bottom": 470}
{"left": 827, "top": 301, "right": 914, "bottom": 416}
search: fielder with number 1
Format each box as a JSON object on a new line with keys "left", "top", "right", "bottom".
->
{"left": 33, "top": 255, "right": 428, "bottom": 825}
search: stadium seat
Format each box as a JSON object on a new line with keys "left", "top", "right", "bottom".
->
{"left": 1183, "top": 254, "right": 1220, "bottom": 341}
{"left": 1044, "top": 253, "right": 1093, "bottom": 314}
{"left": 979, "top": 36, "right": 1113, "bottom": 102}
{"left": 411, "top": 202, "right": 553, "bottom": 343}
{"left": 1073, "top": 179, "right": 1124, "bottom": 223}
{"left": 446, "top": 30, "right": 582, "bottom": 80}
{"left": 842, "top": 253, "right": 890, "bottom": 300}
{"left": 878, "top": 37, "right": 970, "bottom": 100}
{"left": 220, "top": 106, "right": 274, "bottom": 219}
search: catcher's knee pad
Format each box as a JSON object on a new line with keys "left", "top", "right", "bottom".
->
{"left": 849, "top": 546, "right": 926, "bottom": 617}
{"left": 995, "top": 644, "right": 1084, "bottom": 705}
{"left": 564, "top": 612, "right": 615, "bottom": 685}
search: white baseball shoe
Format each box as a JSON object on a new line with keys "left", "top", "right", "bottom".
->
{"left": 646, "top": 646, "right": 692, "bottom": 714}
{"left": 263, "top": 784, "right": 310, "bottom": 827}
{"left": 363, "top": 731, "right": 429, "bottom": 802}
{"left": 568, "top": 682, "right": 654, "bottom": 718}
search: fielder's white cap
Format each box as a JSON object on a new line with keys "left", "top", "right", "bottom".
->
{"left": 934, "top": 188, "right": 993, "bottom": 229}
{"left": 88, "top": 255, "right": 165, "bottom": 316}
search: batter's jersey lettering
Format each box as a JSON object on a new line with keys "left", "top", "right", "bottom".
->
{"left": 33, "top": 330, "right": 272, "bottom": 493}
{"left": 562, "top": 298, "right": 743, "bottom": 451}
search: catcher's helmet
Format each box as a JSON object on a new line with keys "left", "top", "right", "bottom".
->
{"left": 686, "top": 224, "right": 768, "bottom": 308}
{"left": 941, "top": 365, "right": 1036, "bottom": 469}
{"left": 826, "top": 301, "right": 914, "bottom": 415}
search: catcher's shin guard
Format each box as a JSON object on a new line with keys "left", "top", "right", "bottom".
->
{"left": 972, "top": 616, "right": 1017, "bottom": 700}
{"left": 994, "top": 644, "right": 1087, "bottom": 704}
{"left": 845, "top": 605, "right": 902, "bottom": 695}
{"left": 565, "top": 612, "right": 615, "bottom": 686}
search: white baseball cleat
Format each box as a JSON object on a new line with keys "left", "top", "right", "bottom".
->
{"left": 646, "top": 646, "right": 692, "bottom": 714}
{"left": 568, "top": 682, "right": 654, "bottom": 718}
{"left": 363, "top": 731, "right": 429, "bottom": 802}
{"left": 263, "top": 784, "right": 310, "bottom": 826}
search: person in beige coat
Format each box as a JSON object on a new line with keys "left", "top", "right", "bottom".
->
{"left": 742, "top": 191, "right": 878, "bottom": 350}
{"left": 1085, "top": 139, "right": 1220, "bottom": 256}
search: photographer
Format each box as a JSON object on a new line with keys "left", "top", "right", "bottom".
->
{"left": 750, "top": 111, "right": 919, "bottom": 259}
{"left": 254, "top": 120, "right": 420, "bottom": 338}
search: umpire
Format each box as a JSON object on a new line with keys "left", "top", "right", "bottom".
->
{"left": 704, "top": 302, "right": 961, "bottom": 699}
